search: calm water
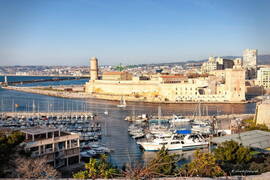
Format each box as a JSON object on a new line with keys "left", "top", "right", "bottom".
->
{"left": 0, "top": 87, "right": 256, "bottom": 167}
{"left": 0, "top": 76, "right": 256, "bottom": 167}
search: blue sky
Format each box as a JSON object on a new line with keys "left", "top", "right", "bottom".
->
{"left": 0, "top": 0, "right": 269, "bottom": 66}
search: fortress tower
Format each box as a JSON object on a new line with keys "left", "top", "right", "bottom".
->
{"left": 90, "top": 57, "right": 98, "bottom": 80}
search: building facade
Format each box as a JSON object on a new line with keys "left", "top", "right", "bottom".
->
{"left": 243, "top": 49, "right": 257, "bottom": 67}
{"left": 85, "top": 58, "right": 246, "bottom": 103}
{"left": 257, "top": 68, "right": 270, "bottom": 88}
{"left": 21, "top": 127, "right": 80, "bottom": 168}
{"left": 201, "top": 57, "right": 235, "bottom": 73}
{"left": 102, "top": 71, "right": 133, "bottom": 80}
{"left": 90, "top": 57, "right": 98, "bottom": 80}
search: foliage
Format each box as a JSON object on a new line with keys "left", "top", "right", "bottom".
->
{"left": 0, "top": 131, "right": 25, "bottom": 177}
{"left": 243, "top": 119, "right": 270, "bottom": 132}
{"left": 148, "top": 146, "right": 178, "bottom": 176}
{"left": 15, "top": 157, "right": 59, "bottom": 178}
{"left": 114, "top": 64, "right": 125, "bottom": 72}
{"left": 178, "top": 150, "right": 224, "bottom": 177}
{"left": 214, "top": 140, "right": 252, "bottom": 165}
{"left": 73, "top": 155, "right": 119, "bottom": 179}
{"left": 123, "top": 146, "right": 181, "bottom": 179}
{"left": 246, "top": 154, "right": 270, "bottom": 174}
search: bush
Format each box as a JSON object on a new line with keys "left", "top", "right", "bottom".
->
{"left": 178, "top": 150, "right": 224, "bottom": 177}
{"left": 214, "top": 140, "right": 252, "bottom": 165}
{"left": 73, "top": 155, "right": 119, "bottom": 179}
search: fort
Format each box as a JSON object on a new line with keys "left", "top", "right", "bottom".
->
{"left": 85, "top": 57, "right": 246, "bottom": 103}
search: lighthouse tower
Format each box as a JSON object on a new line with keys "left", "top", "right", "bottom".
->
{"left": 90, "top": 57, "right": 98, "bottom": 80}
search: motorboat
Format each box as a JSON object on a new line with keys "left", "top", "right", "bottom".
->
{"left": 132, "top": 132, "right": 145, "bottom": 139}
{"left": 170, "top": 115, "right": 191, "bottom": 123}
{"left": 80, "top": 149, "right": 97, "bottom": 158}
{"left": 137, "top": 133, "right": 208, "bottom": 151}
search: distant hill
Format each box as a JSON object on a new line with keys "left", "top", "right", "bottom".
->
{"left": 146, "top": 54, "right": 270, "bottom": 66}
{"left": 258, "top": 55, "right": 270, "bottom": 65}
{"left": 211, "top": 55, "right": 270, "bottom": 65}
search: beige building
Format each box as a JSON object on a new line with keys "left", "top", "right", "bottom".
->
{"left": 243, "top": 49, "right": 258, "bottom": 80}
{"left": 85, "top": 58, "right": 246, "bottom": 103}
{"left": 201, "top": 57, "right": 236, "bottom": 73}
{"left": 255, "top": 100, "right": 270, "bottom": 128}
{"left": 243, "top": 49, "right": 257, "bottom": 67}
{"left": 90, "top": 57, "right": 98, "bottom": 80}
{"left": 102, "top": 71, "right": 133, "bottom": 81}
{"left": 21, "top": 127, "right": 80, "bottom": 168}
{"left": 257, "top": 68, "right": 270, "bottom": 88}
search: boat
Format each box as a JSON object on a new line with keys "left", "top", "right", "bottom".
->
{"left": 117, "top": 96, "right": 126, "bottom": 108}
{"left": 191, "top": 124, "right": 212, "bottom": 134}
{"left": 104, "top": 110, "right": 108, "bottom": 115}
{"left": 80, "top": 149, "right": 97, "bottom": 158}
{"left": 170, "top": 115, "right": 191, "bottom": 123}
{"left": 137, "top": 133, "right": 208, "bottom": 151}
{"left": 131, "top": 132, "right": 145, "bottom": 139}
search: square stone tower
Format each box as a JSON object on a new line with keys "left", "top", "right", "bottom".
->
{"left": 225, "top": 69, "right": 246, "bottom": 102}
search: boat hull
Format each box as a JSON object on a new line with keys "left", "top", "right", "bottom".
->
{"left": 138, "top": 142, "right": 208, "bottom": 152}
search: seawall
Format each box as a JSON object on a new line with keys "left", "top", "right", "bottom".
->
{"left": 4, "top": 86, "right": 248, "bottom": 104}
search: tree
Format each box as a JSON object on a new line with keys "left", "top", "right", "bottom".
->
{"left": 148, "top": 146, "right": 178, "bottom": 176}
{"left": 0, "top": 131, "right": 24, "bottom": 177}
{"left": 15, "top": 157, "right": 59, "bottom": 178}
{"left": 243, "top": 119, "right": 270, "bottom": 132}
{"left": 123, "top": 146, "right": 181, "bottom": 179}
{"left": 114, "top": 64, "right": 125, "bottom": 72}
{"left": 214, "top": 140, "right": 252, "bottom": 164}
{"left": 73, "top": 155, "right": 119, "bottom": 179}
{"left": 178, "top": 150, "right": 224, "bottom": 177}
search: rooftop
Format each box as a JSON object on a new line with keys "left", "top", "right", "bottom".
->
{"left": 21, "top": 126, "right": 60, "bottom": 135}
{"left": 211, "top": 130, "right": 270, "bottom": 150}
{"left": 103, "top": 71, "right": 127, "bottom": 75}
{"left": 160, "top": 75, "right": 186, "bottom": 79}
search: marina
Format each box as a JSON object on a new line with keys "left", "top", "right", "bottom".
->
{"left": 0, "top": 85, "right": 256, "bottom": 167}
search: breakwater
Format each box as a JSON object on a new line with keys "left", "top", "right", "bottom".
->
{"left": 3, "top": 86, "right": 92, "bottom": 99}
{"left": 2, "top": 76, "right": 88, "bottom": 86}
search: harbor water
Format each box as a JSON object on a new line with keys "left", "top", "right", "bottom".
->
{"left": 0, "top": 77, "right": 256, "bottom": 167}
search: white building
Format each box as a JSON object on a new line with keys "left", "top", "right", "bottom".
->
{"left": 257, "top": 68, "right": 270, "bottom": 88}
{"left": 243, "top": 49, "right": 257, "bottom": 67}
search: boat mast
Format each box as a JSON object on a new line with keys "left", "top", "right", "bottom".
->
{"left": 158, "top": 105, "right": 162, "bottom": 119}
{"left": 198, "top": 102, "right": 202, "bottom": 117}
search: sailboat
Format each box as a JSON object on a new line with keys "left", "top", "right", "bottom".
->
{"left": 117, "top": 96, "right": 127, "bottom": 108}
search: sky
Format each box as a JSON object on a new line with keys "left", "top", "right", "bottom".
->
{"left": 0, "top": 0, "right": 270, "bottom": 66}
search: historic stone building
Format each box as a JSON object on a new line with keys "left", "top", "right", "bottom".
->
{"left": 85, "top": 58, "right": 246, "bottom": 103}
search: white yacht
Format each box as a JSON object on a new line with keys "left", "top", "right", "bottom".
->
{"left": 137, "top": 133, "right": 208, "bottom": 151}
{"left": 170, "top": 115, "right": 191, "bottom": 123}
{"left": 117, "top": 96, "right": 127, "bottom": 108}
